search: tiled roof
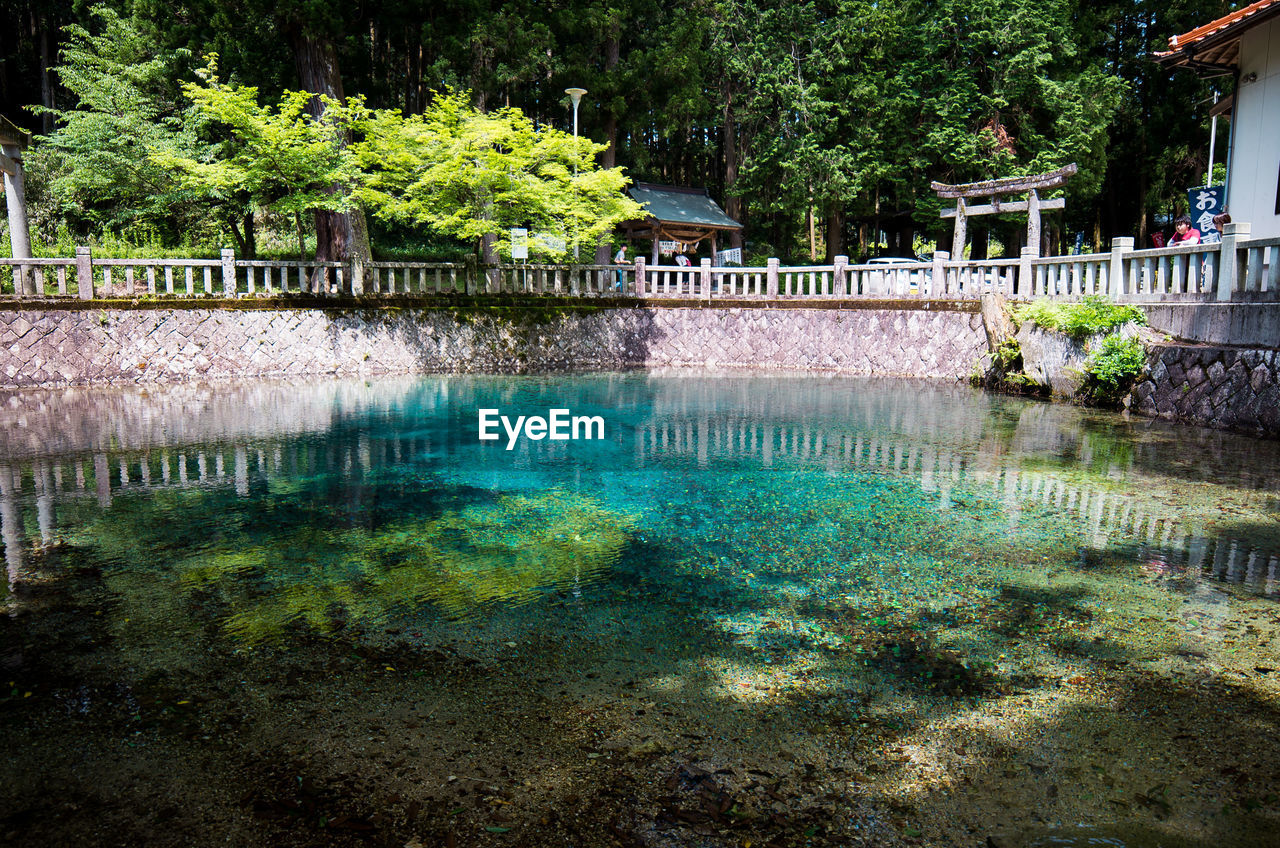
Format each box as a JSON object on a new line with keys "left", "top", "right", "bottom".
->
{"left": 1162, "top": 0, "right": 1280, "bottom": 53}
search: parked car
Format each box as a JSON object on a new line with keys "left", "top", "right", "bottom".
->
{"left": 867, "top": 256, "right": 927, "bottom": 266}
{"left": 866, "top": 256, "right": 928, "bottom": 294}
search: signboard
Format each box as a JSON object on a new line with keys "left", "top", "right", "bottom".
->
{"left": 1188, "top": 184, "right": 1225, "bottom": 243}
{"left": 510, "top": 228, "right": 529, "bottom": 259}
{"left": 658, "top": 240, "right": 679, "bottom": 255}
{"left": 714, "top": 247, "right": 742, "bottom": 266}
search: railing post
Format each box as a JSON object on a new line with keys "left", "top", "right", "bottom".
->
{"left": 350, "top": 252, "right": 365, "bottom": 296}
{"left": 1019, "top": 247, "right": 1036, "bottom": 298}
{"left": 931, "top": 250, "right": 949, "bottom": 297}
{"left": 464, "top": 256, "right": 477, "bottom": 295}
{"left": 1216, "top": 221, "right": 1250, "bottom": 301}
{"left": 833, "top": 255, "right": 848, "bottom": 297}
{"left": 700, "top": 258, "right": 712, "bottom": 299}
{"left": 220, "top": 248, "right": 235, "bottom": 297}
{"left": 1109, "top": 237, "right": 1133, "bottom": 299}
{"left": 767, "top": 257, "right": 779, "bottom": 298}
{"left": 634, "top": 257, "right": 645, "bottom": 296}
{"left": 76, "top": 246, "right": 94, "bottom": 300}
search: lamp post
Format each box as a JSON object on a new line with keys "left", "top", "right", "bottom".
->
{"left": 565, "top": 87, "right": 586, "bottom": 259}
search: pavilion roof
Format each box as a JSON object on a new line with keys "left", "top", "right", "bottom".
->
{"left": 626, "top": 183, "right": 741, "bottom": 231}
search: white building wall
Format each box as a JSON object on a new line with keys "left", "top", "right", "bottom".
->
{"left": 1228, "top": 18, "right": 1280, "bottom": 241}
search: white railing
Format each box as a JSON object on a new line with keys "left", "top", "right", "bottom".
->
{"left": 0, "top": 223, "right": 1274, "bottom": 302}
{"left": 1025, "top": 224, "right": 1278, "bottom": 302}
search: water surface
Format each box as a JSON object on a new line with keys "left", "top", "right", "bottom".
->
{"left": 2, "top": 373, "right": 1279, "bottom": 848}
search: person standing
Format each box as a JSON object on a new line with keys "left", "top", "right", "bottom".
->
{"left": 613, "top": 245, "right": 628, "bottom": 290}
{"left": 674, "top": 250, "right": 691, "bottom": 292}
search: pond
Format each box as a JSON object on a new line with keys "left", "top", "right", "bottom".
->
{"left": 2, "top": 372, "right": 1279, "bottom": 848}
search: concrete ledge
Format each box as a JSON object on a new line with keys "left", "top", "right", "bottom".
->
{"left": 1136, "top": 302, "right": 1280, "bottom": 348}
{"left": 0, "top": 295, "right": 981, "bottom": 313}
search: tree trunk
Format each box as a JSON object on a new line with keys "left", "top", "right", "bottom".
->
{"left": 228, "top": 212, "right": 256, "bottom": 260}
{"left": 295, "top": 211, "right": 306, "bottom": 265}
{"left": 824, "top": 203, "right": 844, "bottom": 263}
{"left": 405, "top": 24, "right": 422, "bottom": 114}
{"left": 723, "top": 86, "right": 744, "bottom": 249}
{"left": 480, "top": 232, "right": 500, "bottom": 291}
{"left": 244, "top": 211, "right": 256, "bottom": 259}
{"left": 595, "top": 23, "right": 622, "bottom": 266}
{"left": 39, "top": 19, "right": 54, "bottom": 135}
{"left": 1137, "top": 136, "right": 1149, "bottom": 246}
{"left": 806, "top": 192, "right": 816, "bottom": 261}
{"left": 288, "top": 28, "right": 372, "bottom": 289}
{"left": 970, "top": 225, "right": 988, "bottom": 261}
{"left": 471, "top": 39, "right": 489, "bottom": 112}
{"left": 872, "top": 185, "right": 881, "bottom": 258}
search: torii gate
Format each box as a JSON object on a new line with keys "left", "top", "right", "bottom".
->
{"left": 932, "top": 163, "right": 1077, "bottom": 258}
{"left": 0, "top": 116, "right": 33, "bottom": 294}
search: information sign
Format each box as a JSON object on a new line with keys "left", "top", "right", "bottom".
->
{"left": 510, "top": 228, "right": 529, "bottom": 259}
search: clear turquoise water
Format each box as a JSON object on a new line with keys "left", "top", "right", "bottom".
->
{"left": 3, "top": 373, "right": 1279, "bottom": 847}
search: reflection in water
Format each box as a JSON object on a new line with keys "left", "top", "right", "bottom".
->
{"left": 2, "top": 374, "right": 1276, "bottom": 614}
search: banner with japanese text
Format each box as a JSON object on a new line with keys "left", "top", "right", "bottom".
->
{"left": 1188, "top": 185, "right": 1225, "bottom": 243}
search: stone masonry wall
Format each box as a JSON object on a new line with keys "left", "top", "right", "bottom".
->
{"left": 1131, "top": 344, "right": 1280, "bottom": 436}
{"left": 2, "top": 303, "right": 1277, "bottom": 438}
{"left": 0, "top": 303, "right": 987, "bottom": 388}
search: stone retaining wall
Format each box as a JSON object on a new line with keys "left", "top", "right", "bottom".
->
{"left": 4, "top": 302, "right": 1274, "bottom": 438}
{"left": 0, "top": 301, "right": 986, "bottom": 388}
{"left": 1132, "top": 344, "right": 1280, "bottom": 435}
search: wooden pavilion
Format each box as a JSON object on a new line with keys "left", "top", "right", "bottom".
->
{"left": 619, "top": 183, "right": 743, "bottom": 263}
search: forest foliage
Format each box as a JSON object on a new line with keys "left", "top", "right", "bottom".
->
{"left": 0, "top": 0, "right": 1235, "bottom": 262}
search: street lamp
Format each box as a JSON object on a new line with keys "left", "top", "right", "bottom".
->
{"left": 565, "top": 88, "right": 587, "bottom": 161}
{"left": 565, "top": 87, "right": 587, "bottom": 259}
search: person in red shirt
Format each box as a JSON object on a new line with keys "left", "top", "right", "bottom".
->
{"left": 1168, "top": 213, "right": 1204, "bottom": 288}
{"left": 1169, "top": 213, "right": 1201, "bottom": 245}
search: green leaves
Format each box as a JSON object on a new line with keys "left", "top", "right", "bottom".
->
{"left": 1083, "top": 333, "right": 1147, "bottom": 405}
{"left": 27, "top": 7, "right": 216, "bottom": 241}
{"left": 342, "top": 90, "right": 643, "bottom": 261}
{"left": 148, "top": 62, "right": 643, "bottom": 263}
{"left": 154, "top": 56, "right": 360, "bottom": 220}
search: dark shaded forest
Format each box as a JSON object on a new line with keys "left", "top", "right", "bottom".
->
{"left": 0, "top": 0, "right": 1236, "bottom": 262}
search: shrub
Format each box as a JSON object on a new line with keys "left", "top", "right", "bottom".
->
{"left": 1082, "top": 333, "right": 1147, "bottom": 405}
{"left": 1013, "top": 295, "right": 1146, "bottom": 341}
{"left": 992, "top": 337, "right": 1022, "bottom": 371}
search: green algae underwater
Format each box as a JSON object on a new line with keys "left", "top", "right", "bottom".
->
{"left": 2, "top": 372, "right": 1279, "bottom": 848}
